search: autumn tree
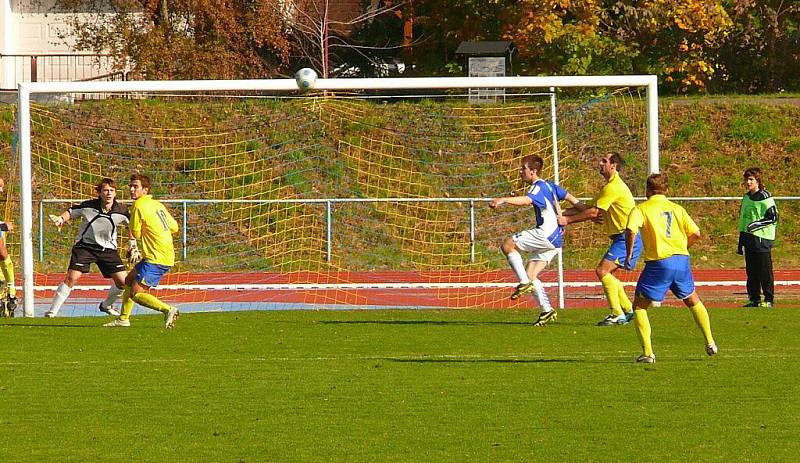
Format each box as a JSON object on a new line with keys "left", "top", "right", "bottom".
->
{"left": 503, "top": 0, "right": 733, "bottom": 92}
{"left": 53, "top": 0, "right": 296, "bottom": 80}
{"left": 711, "top": 0, "right": 800, "bottom": 92}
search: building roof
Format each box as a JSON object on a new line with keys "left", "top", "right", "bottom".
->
{"left": 454, "top": 41, "right": 515, "bottom": 56}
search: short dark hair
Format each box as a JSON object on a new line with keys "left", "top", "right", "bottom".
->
{"left": 95, "top": 177, "right": 116, "bottom": 193}
{"left": 743, "top": 167, "right": 764, "bottom": 190}
{"left": 646, "top": 173, "right": 668, "bottom": 195}
{"left": 522, "top": 155, "right": 544, "bottom": 174}
{"left": 130, "top": 173, "right": 152, "bottom": 191}
{"left": 608, "top": 153, "right": 624, "bottom": 169}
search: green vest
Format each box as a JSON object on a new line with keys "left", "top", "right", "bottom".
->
{"left": 739, "top": 193, "right": 777, "bottom": 240}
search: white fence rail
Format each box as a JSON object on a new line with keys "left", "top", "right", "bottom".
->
{"left": 36, "top": 196, "right": 800, "bottom": 264}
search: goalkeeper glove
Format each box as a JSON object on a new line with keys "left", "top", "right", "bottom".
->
{"left": 127, "top": 239, "right": 142, "bottom": 265}
{"left": 48, "top": 214, "right": 65, "bottom": 230}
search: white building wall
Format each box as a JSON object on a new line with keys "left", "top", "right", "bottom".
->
{"left": 1, "top": 0, "right": 15, "bottom": 88}
{"left": 2, "top": 1, "right": 115, "bottom": 89}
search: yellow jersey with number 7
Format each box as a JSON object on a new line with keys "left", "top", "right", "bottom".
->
{"left": 129, "top": 194, "right": 179, "bottom": 267}
{"left": 625, "top": 194, "right": 699, "bottom": 261}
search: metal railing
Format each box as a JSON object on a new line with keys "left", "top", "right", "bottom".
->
{"left": 0, "top": 54, "right": 127, "bottom": 90}
{"left": 37, "top": 197, "right": 489, "bottom": 263}
{"left": 35, "top": 196, "right": 800, "bottom": 264}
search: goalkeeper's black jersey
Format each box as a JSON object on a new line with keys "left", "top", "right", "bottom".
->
{"left": 68, "top": 199, "right": 129, "bottom": 251}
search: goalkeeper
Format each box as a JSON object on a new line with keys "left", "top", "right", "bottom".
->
{"left": 45, "top": 178, "right": 132, "bottom": 318}
{"left": 0, "top": 176, "right": 18, "bottom": 316}
{"left": 105, "top": 174, "right": 180, "bottom": 328}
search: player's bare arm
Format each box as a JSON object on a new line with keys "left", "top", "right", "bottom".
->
{"left": 687, "top": 230, "right": 701, "bottom": 248}
{"left": 490, "top": 195, "right": 533, "bottom": 209}
{"left": 624, "top": 228, "right": 637, "bottom": 270}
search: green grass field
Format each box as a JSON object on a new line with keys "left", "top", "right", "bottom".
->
{"left": 2, "top": 306, "right": 799, "bottom": 462}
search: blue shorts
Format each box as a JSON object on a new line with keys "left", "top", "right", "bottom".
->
{"left": 635, "top": 254, "right": 695, "bottom": 302}
{"left": 604, "top": 233, "right": 643, "bottom": 269}
{"left": 134, "top": 261, "right": 171, "bottom": 288}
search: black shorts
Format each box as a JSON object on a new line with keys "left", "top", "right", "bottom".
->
{"left": 68, "top": 244, "right": 126, "bottom": 278}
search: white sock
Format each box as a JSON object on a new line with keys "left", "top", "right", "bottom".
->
{"left": 101, "top": 284, "right": 123, "bottom": 309}
{"left": 532, "top": 279, "right": 553, "bottom": 312}
{"left": 507, "top": 251, "right": 530, "bottom": 284}
{"left": 47, "top": 282, "right": 73, "bottom": 316}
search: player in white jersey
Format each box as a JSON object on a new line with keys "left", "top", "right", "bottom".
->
{"left": 45, "top": 178, "right": 133, "bottom": 318}
{"left": 490, "top": 155, "right": 581, "bottom": 326}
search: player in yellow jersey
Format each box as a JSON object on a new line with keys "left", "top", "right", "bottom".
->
{"left": 560, "top": 153, "right": 642, "bottom": 326}
{"left": 0, "top": 177, "right": 18, "bottom": 317}
{"left": 104, "top": 174, "right": 180, "bottom": 328}
{"left": 624, "top": 173, "right": 717, "bottom": 363}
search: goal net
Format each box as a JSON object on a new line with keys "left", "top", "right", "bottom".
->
{"left": 11, "top": 76, "right": 658, "bottom": 317}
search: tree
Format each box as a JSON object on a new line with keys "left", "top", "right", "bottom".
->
{"left": 503, "top": 0, "right": 733, "bottom": 92}
{"left": 53, "top": 0, "right": 296, "bottom": 80}
{"left": 711, "top": 0, "right": 800, "bottom": 93}
{"left": 408, "top": 0, "right": 516, "bottom": 76}
{"left": 290, "top": 0, "right": 414, "bottom": 78}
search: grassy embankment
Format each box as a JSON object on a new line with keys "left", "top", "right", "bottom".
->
{"left": 1, "top": 97, "right": 798, "bottom": 272}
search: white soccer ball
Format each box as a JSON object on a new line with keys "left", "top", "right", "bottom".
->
{"left": 294, "top": 68, "right": 318, "bottom": 92}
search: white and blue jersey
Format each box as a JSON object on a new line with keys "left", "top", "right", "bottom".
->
{"left": 525, "top": 179, "right": 567, "bottom": 247}
{"left": 512, "top": 180, "right": 568, "bottom": 256}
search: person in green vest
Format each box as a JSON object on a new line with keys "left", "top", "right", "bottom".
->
{"left": 737, "top": 167, "right": 778, "bottom": 308}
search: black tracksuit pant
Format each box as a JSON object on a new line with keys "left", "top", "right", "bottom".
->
{"left": 744, "top": 250, "right": 774, "bottom": 303}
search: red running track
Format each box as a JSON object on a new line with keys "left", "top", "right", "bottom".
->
{"left": 31, "top": 269, "right": 800, "bottom": 309}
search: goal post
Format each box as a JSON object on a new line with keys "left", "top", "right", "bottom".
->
{"left": 15, "top": 75, "right": 659, "bottom": 317}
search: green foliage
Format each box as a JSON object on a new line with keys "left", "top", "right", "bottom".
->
{"left": 727, "top": 105, "right": 785, "bottom": 142}
{"left": 786, "top": 138, "right": 800, "bottom": 154}
{"left": 711, "top": 2, "right": 800, "bottom": 93}
{"left": 669, "top": 118, "right": 711, "bottom": 150}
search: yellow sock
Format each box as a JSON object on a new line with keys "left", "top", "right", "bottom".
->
{"left": 633, "top": 308, "right": 653, "bottom": 356}
{"left": 689, "top": 301, "right": 715, "bottom": 345}
{"left": 600, "top": 273, "right": 623, "bottom": 316}
{"left": 618, "top": 284, "right": 632, "bottom": 313}
{"left": 1, "top": 257, "right": 15, "bottom": 297}
{"left": 120, "top": 287, "right": 134, "bottom": 321}
{"left": 132, "top": 292, "right": 171, "bottom": 314}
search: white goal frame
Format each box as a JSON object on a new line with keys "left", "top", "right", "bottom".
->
{"left": 15, "top": 75, "right": 659, "bottom": 317}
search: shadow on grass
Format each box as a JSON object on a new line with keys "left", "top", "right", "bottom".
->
{"left": 0, "top": 322, "right": 109, "bottom": 328}
{"left": 319, "top": 319, "right": 533, "bottom": 326}
{"left": 379, "top": 357, "right": 581, "bottom": 364}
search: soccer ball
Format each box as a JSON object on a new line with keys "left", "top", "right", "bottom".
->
{"left": 294, "top": 68, "right": 318, "bottom": 92}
